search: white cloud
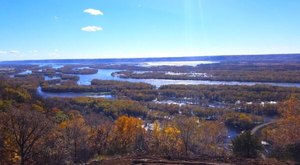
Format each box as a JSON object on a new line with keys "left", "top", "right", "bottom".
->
{"left": 9, "top": 50, "right": 19, "bottom": 54}
{"left": 0, "top": 50, "right": 20, "bottom": 55}
{"left": 84, "top": 8, "right": 103, "bottom": 16}
{"left": 81, "top": 26, "right": 103, "bottom": 32}
{"left": 0, "top": 51, "right": 7, "bottom": 54}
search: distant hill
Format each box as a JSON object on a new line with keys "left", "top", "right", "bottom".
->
{"left": 1, "top": 54, "right": 300, "bottom": 64}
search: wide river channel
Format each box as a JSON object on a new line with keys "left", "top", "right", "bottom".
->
{"left": 76, "top": 69, "right": 300, "bottom": 87}
{"left": 37, "top": 69, "right": 300, "bottom": 98}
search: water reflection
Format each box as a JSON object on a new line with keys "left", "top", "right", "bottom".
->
{"left": 18, "top": 70, "right": 32, "bottom": 75}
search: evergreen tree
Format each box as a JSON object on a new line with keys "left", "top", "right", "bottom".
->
{"left": 232, "top": 131, "right": 263, "bottom": 158}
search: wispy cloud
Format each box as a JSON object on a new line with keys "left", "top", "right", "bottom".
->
{"left": 81, "top": 26, "right": 103, "bottom": 32}
{"left": 0, "top": 51, "right": 7, "bottom": 54}
{"left": 54, "top": 16, "right": 59, "bottom": 21}
{"left": 9, "top": 50, "right": 19, "bottom": 54}
{"left": 84, "top": 8, "right": 103, "bottom": 16}
{"left": 49, "top": 49, "right": 60, "bottom": 57}
{"left": 0, "top": 50, "right": 20, "bottom": 55}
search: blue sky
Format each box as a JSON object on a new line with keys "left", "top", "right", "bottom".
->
{"left": 0, "top": 0, "right": 300, "bottom": 61}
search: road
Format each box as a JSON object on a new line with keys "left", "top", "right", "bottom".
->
{"left": 251, "top": 121, "right": 277, "bottom": 136}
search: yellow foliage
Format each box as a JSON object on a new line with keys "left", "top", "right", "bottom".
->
{"left": 59, "top": 115, "right": 85, "bottom": 129}
{"left": 114, "top": 115, "right": 143, "bottom": 134}
{"left": 111, "top": 115, "right": 144, "bottom": 152}
{"left": 163, "top": 126, "right": 180, "bottom": 137}
{"left": 32, "top": 103, "right": 44, "bottom": 112}
{"left": 152, "top": 120, "right": 161, "bottom": 137}
{"left": 239, "top": 113, "right": 252, "bottom": 123}
{"left": 159, "top": 123, "right": 183, "bottom": 157}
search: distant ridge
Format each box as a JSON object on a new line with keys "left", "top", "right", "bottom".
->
{"left": 1, "top": 54, "right": 300, "bottom": 64}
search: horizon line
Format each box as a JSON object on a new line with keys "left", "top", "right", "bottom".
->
{"left": 1, "top": 53, "right": 300, "bottom": 63}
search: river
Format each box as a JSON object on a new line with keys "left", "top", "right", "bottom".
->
{"left": 76, "top": 69, "right": 300, "bottom": 88}
{"left": 36, "top": 67, "right": 285, "bottom": 142}
{"left": 36, "top": 68, "right": 300, "bottom": 98}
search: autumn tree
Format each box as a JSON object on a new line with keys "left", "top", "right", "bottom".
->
{"left": 147, "top": 117, "right": 227, "bottom": 158}
{"left": 89, "top": 117, "right": 113, "bottom": 155}
{"left": 0, "top": 110, "right": 9, "bottom": 164}
{"left": 84, "top": 113, "right": 114, "bottom": 155}
{"left": 3, "top": 87, "right": 31, "bottom": 103}
{"left": 33, "top": 111, "right": 97, "bottom": 164}
{"left": 262, "top": 96, "right": 300, "bottom": 161}
{"left": 264, "top": 96, "right": 300, "bottom": 147}
{"left": 194, "top": 120, "right": 227, "bottom": 156}
{"left": 0, "top": 106, "right": 52, "bottom": 165}
{"left": 160, "top": 124, "right": 183, "bottom": 158}
{"left": 147, "top": 120, "right": 161, "bottom": 154}
{"left": 175, "top": 116, "right": 198, "bottom": 156}
{"left": 58, "top": 110, "right": 93, "bottom": 163}
{"left": 110, "top": 115, "right": 145, "bottom": 154}
{"left": 34, "top": 127, "right": 68, "bottom": 165}
{"left": 279, "top": 95, "right": 300, "bottom": 118}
